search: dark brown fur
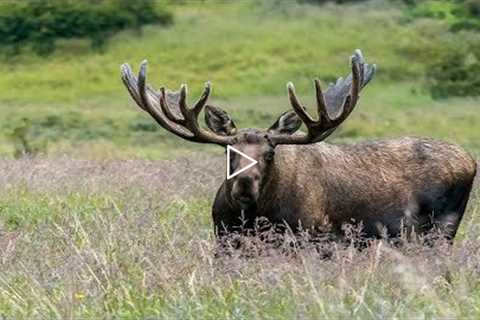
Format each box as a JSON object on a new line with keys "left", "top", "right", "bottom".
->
{"left": 213, "top": 135, "right": 477, "bottom": 241}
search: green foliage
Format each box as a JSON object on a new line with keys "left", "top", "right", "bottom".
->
{"left": 450, "top": 0, "right": 480, "bottom": 31}
{"left": 0, "top": 2, "right": 453, "bottom": 104}
{"left": 398, "top": 0, "right": 480, "bottom": 97}
{"left": 427, "top": 37, "right": 480, "bottom": 98}
{"left": 406, "top": 0, "right": 458, "bottom": 20}
{"left": 403, "top": 0, "right": 480, "bottom": 31}
{"left": 0, "top": 0, "right": 173, "bottom": 55}
{"left": 298, "top": 0, "right": 367, "bottom": 4}
{"left": 7, "top": 118, "right": 47, "bottom": 158}
{"left": 0, "top": 2, "right": 478, "bottom": 158}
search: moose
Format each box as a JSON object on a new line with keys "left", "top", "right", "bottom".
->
{"left": 121, "top": 50, "right": 477, "bottom": 242}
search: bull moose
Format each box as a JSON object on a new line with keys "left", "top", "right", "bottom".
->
{"left": 121, "top": 50, "right": 476, "bottom": 241}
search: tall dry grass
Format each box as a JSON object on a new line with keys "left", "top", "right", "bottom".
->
{"left": 0, "top": 158, "right": 478, "bottom": 318}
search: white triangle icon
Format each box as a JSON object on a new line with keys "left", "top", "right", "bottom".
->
{"left": 226, "top": 145, "right": 258, "bottom": 180}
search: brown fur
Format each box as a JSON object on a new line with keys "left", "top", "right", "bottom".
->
{"left": 213, "top": 135, "right": 477, "bottom": 240}
{"left": 120, "top": 53, "right": 476, "bottom": 242}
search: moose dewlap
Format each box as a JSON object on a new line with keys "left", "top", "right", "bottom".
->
{"left": 121, "top": 50, "right": 477, "bottom": 242}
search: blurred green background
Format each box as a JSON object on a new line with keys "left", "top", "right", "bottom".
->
{"left": 0, "top": 0, "right": 478, "bottom": 159}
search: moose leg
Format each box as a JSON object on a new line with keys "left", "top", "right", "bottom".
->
{"left": 432, "top": 182, "right": 474, "bottom": 240}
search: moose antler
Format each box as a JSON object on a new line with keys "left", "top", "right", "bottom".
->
{"left": 271, "top": 49, "right": 376, "bottom": 145}
{"left": 120, "top": 61, "right": 236, "bottom": 146}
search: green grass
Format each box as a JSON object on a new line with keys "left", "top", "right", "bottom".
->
{"left": 0, "top": 2, "right": 441, "bottom": 103}
{"left": 1, "top": 82, "right": 478, "bottom": 159}
{"left": 1, "top": 0, "right": 477, "bottom": 159}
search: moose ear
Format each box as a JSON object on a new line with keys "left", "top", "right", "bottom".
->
{"left": 205, "top": 105, "right": 237, "bottom": 136}
{"left": 268, "top": 111, "right": 302, "bottom": 135}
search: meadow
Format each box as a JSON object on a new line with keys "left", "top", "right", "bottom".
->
{"left": 0, "top": 1, "right": 479, "bottom": 318}
{"left": 1, "top": 1, "right": 479, "bottom": 159}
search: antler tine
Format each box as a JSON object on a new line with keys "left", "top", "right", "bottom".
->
{"left": 272, "top": 49, "right": 376, "bottom": 146}
{"left": 329, "top": 51, "right": 361, "bottom": 124}
{"left": 193, "top": 82, "right": 211, "bottom": 115}
{"left": 363, "top": 62, "right": 377, "bottom": 88}
{"left": 174, "top": 83, "right": 213, "bottom": 139}
{"left": 287, "top": 82, "right": 315, "bottom": 126}
{"left": 178, "top": 84, "right": 189, "bottom": 119}
{"left": 358, "top": 49, "right": 366, "bottom": 85}
{"left": 159, "top": 87, "right": 186, "bottom": 124}
{"left": 136, "top": 61, "right": 193, "bottom": 140}
{"left": 314, "top": 79, "right": 330, "bottom": 124}
{"left": 345, "top": 50, "right": 361, "bottom": 117}
{"left": 157, "top": 81, "right": 213, "bottom": 139}
{"left": 121, "top": 63, "right": 144, "bottom": 110}
{"left": 121, "top": 60, "right": 234, "bottom": 146}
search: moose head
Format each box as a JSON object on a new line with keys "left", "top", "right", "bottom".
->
{"left": 121, "top": 50, "right": 376, "bottom": 210}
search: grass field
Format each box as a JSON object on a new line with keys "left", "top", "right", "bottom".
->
{"left": 0, "top": 159, "right": 478, "bottom": 318}
{"left": 0, "top": 0, "right": 479, "bottom": 318}
{"left": 0, "top": 1, "right": 478, "bottom": 159}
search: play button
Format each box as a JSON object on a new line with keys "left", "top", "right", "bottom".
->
{"left": 226, "top": 145, "right": 258, "bottom": 180}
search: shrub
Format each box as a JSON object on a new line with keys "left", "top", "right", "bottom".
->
{"left": 7, "top": 118, "right": 48, "bottom": 158}
{"left": 401, "top": 0, "right": 480, "bottom": 32}
{"left": 397, "top": 0, "right": 480, "bottom": 98}
{"left": 450, "top": 0, "right": 480, "bottom": 31}
{"left": 0, "top": 0, "right": 173, "bottom": 55}
{"left": 426, "top": 35, "right": 480, "bottom": 98}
